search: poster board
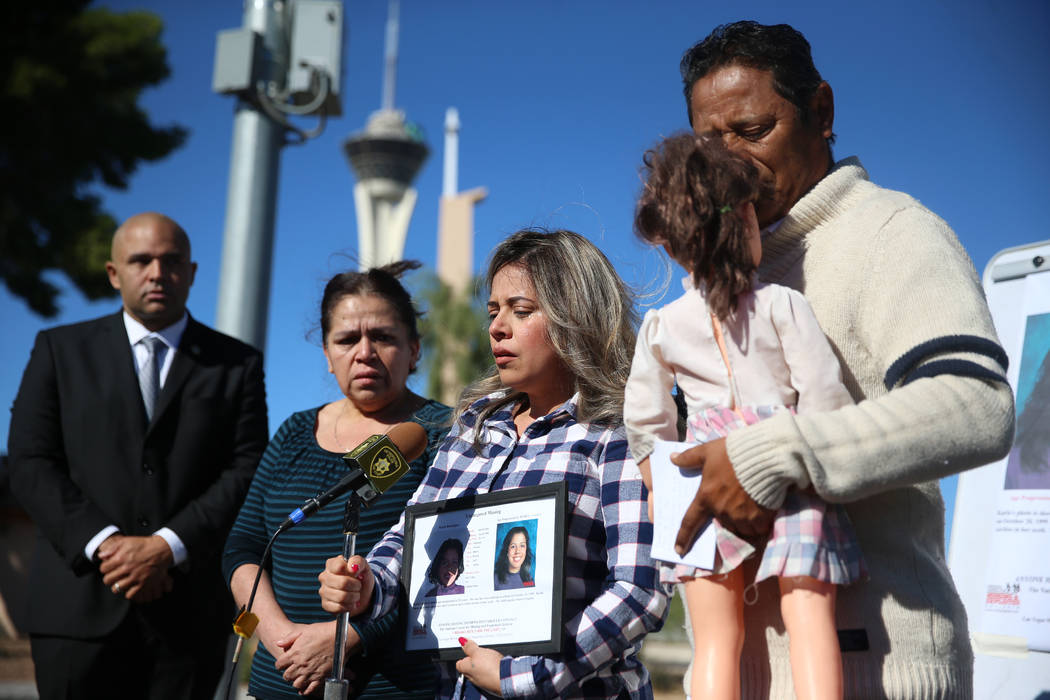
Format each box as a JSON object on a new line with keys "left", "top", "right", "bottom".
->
{"left": 400, "top": 482, "right": 567, "bottom": 660}
{"left": 948, "top": 239, "right": 1050, "bottom": 698}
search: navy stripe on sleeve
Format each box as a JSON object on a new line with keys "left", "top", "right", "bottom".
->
{"left": 899, "top": 359, "right": 1008, "bottom": 387}
{"left": 884, "top": 335, "right": 1008, "bottom": 389}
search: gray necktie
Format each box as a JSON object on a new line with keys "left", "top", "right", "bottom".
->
{"left": 139, "top": 336, "right": 165, "bottom": 421}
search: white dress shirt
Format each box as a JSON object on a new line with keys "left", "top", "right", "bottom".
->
{"left": 83, "top": 312, "right": 190, "bottom": 566}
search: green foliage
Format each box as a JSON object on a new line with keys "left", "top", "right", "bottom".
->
{"left": 0, "top": 0, "right": 187, "bottom": 316}
{"left": 418, "top": 274, "right": 493, "bottom": 406}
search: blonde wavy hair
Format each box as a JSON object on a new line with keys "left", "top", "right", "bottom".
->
{"left": 455, "top": 229, "right": 637, "bottom": 444}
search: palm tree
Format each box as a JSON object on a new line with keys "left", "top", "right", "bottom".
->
{"left": 418, "top": 273, "right": 492, "bottom": 406}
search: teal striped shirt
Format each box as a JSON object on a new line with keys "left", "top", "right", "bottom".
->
{"left": 223, "top": 400, "right": 451, "bottom": 699}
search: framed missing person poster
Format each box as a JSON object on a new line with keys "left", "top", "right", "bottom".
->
{"left": 400, "top": 481, "right": 567, "bottom": 660}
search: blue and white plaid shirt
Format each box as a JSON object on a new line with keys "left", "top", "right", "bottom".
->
{"left": 367, "top": 392, "right": 669, "bottom": 699}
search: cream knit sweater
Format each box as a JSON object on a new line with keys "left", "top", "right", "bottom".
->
{"left": 724, "top": 158, "right": 1015, "bottom": 699}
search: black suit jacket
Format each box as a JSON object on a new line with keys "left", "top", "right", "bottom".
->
{"left": 7, "top": 311, "right": 268, "bottom": 644}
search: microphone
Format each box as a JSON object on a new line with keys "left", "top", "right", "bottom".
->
{"left": 278, "top": 421, "right": 427, "bottom": 532}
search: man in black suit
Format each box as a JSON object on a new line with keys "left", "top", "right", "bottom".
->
{"left": 8, "top": 212, "right": 269, "bottom": 699}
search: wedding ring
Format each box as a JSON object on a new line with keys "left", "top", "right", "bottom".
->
{"left": 112, "top": 582, "right": 121, "bottom": 594}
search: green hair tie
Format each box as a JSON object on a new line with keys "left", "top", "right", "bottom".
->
{"left": 718, "top": 204, "right": 733, "bottom": 215}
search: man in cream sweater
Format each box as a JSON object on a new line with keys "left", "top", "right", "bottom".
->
{"left": 671, "top": 21, "right": 1014, "bottom": 699}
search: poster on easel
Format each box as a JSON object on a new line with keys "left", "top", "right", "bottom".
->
{"left": 948, "top": 245, "right": 1050, "bottom": 699}
{"left": 978, "top": 270, "right": 1050, "bottom": 651}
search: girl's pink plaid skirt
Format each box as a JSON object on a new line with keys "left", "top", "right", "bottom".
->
{"left": 660, "top": 405, "right": 866, "bottom": 585}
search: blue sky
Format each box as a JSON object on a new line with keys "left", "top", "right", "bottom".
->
{"left": 3, "top": 1, "right": 1049, "bottom": 544}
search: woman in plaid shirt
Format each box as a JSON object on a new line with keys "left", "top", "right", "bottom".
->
{"left": 320, "top": 229, "right": 670, "bottom": 699}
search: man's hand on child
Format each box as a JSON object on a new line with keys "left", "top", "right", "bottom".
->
{"left": 671, "top": 437, "right": 774, "bottom": 552}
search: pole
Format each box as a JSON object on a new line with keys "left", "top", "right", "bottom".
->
{"left": 324, "top": 493, "right": 362, "bottom": 700}
{"left": 214, "top": 0, "right": 288, "bottom": 350}
{"left": 381, "top": 0, "right": 399, "bottom": 111}
{"left": 442, "top": 107, "right": 459, "bottom": 198}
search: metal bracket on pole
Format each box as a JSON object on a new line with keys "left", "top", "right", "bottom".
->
{"left": 211, "top": 0, "right": 344, "bottom": 350}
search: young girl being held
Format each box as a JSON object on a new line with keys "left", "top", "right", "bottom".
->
{"left": 624, "top": 133, "right": 865, "bottom": 700}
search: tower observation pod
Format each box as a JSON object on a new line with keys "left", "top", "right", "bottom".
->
{"left": 342, "top": 0, "right": 428, "bottom": 269}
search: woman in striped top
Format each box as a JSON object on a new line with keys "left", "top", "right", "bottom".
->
{"left": 223, "top": 261, "right": 451, "bottom": 699}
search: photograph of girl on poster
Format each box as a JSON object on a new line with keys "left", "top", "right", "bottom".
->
{"left": 425, "top": 538, "right": 466, "bottom": 597}
{"left": 1004, "top": 312, "right": 1050, "bottom": 490}
{"left": 493, "top": 520, "right": 537, "bottom": 590}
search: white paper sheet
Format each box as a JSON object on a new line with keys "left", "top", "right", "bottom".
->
{"left": 649, "top": 439, "right": 716, "bottom": 570}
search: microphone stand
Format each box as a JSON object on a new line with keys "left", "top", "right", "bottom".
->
{"left": 324, "top": 492, "right": 362, "bottom": 700}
